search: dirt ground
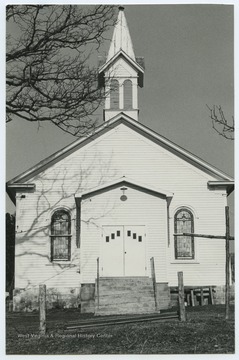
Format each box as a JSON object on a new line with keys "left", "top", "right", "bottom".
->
{"left": 6, "top": 305, "right": 234, "bottom": 354}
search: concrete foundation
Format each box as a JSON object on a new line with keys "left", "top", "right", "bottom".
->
{"left": 169, "top": 284, "right": 235, "bottom": 307}
{"left": 13, "top": 287, "right": 81, "bottom": 312}
{"left": 80, "top": 283, "right": 95, "bottom": 313}
{"left": 213, "top": 284, "right": 235, "bottom": 305}
{"left": 155, "top": 282, "right": 171, "bottom": 309}
{"left": 12, "top": 282, "right": 234, "bottom": 312}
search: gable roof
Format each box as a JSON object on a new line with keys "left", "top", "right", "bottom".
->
{"left": 98, "top": 49, "right": 144, "bottom": 88}
{"left": 75, "top": 176, "right": 174, "bottom": 200}
{"left": 7, "top": 113, "right": 233, "bottom": 194}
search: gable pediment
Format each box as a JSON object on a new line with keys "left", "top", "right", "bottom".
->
{"left": 7, "top": 113, "right": 233, "bottom": 205}
{"left": 75, "top": 176, "right": 173, "bottom": 201}
{"left": 98, "top": 50, "right": 144, "bottom": 88}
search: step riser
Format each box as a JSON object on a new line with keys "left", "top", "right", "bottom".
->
{"left": 95, "top": 276, "right": 157, "bottom": 315}
{"left": 98, "top": 285, "right": 153, "bottom": 291}
{"left": 98, "top": 280, "right": 153, "bottom": 286}
{"left": 96, "top": 289, "right": 154, "bottom": 296}
{"left": 95, "top": 310, "right": 155, "bottom": 315}
{"left": 98, "top": 289, "right": 154, "bottom": 294}
{"left": 96, "top": 303, "right": 155, "bottom": 310}
{"left": 95, "top": 307, "right": 156, "bottom": 315}
{"left": 98, "top": 298, "right": 156, "bottom": 305}
{"left": 97, "top": 294, "right": 155, "bottom": 301}
{"left": 96, "top": 306, "right": 156, "bottom": 313}
{"left": 98, "top": 278, "right": 153, "bottom": 282}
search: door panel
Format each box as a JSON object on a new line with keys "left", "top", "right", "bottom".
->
{"left": 124, "top": 226, "right": 146, "bottom": 276}
{"left": 101, "top": 225, "right": 146, "bottom": 277}
{"left": 101, "top": 226, "right": 124, "bottom": 276}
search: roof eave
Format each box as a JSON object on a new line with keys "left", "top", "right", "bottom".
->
{"left": 208, "top": 181, "right": 234, "bottom": 196}
{"left": 6, "top": 183, "right": 36, "bottom": 206}
{"left": 7, "top": 183, "right": 36, "bottom": 190}
{"left": 99, "top": 50, "right": 145, "bottom": 73}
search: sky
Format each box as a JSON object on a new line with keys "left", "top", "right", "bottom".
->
{"left": 6, "top": 4, "right": 234, "bottom": 233}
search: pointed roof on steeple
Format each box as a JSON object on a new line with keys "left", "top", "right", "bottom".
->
{"left": 107, "top": 6, "right": 136, "bottom": 62}
{"left": 98, "top": 6, "right": 144, "bottom": 88}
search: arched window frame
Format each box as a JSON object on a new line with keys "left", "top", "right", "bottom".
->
{"left": 110, "top": 79, "right": 119, "bottom": 109}
{"left": 123, "top": 79, "right": 133, "bottom": 109}
{"left": 50, "top": 209, "right": 71, "bottom": 261}
{"left": 174, "top": 208, "right": 194, "bottom": 260}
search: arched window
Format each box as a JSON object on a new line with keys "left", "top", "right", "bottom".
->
{"left": 123, "top": 80, "right": 133, "bottom": 109}
{"left": 51, "top": 209, "right": 71, "bottom": 261}
{"left": 110, "top": 79, "right": 119, "bottom": 109}
{"left": 174, "top": 208, "right": 194, "bottom": 260}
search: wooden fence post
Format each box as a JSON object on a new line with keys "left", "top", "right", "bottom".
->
{"left": 8, "top": 300, "right": 13, "bottom": 312}
{"left": 178, "top": 272, "right": 186, "bottom": 322}
{"left": 39, "top": 284, "right": 46, "bottom": 334}
{"left": 97, "top": 257, "right": 100, "bottom": 310}
{"left": 225, "top": 206, "right": 230, "bottom": 320}
{"left": 150, "top": 257, "right": 158, "bottom": 311}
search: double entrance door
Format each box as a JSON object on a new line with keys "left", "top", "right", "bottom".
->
{"left": 101, "top": 225, "right": 146, "bottom": 277}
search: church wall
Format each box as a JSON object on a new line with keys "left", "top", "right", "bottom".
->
{"left": 14, "top": 123, "right": 227, "bottom": 295}
{"left": 167, "top": 189, "right": 227, "bottom": 287}
{"left": 14, "top": 191, "right": 81, "bottom": 290}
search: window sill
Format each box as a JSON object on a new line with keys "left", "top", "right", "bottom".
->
{"left": 46, "top": 263, "right": 76, "bottom": 267}
{"left": 170, "top": 260, "right": 200, "bottom": 264}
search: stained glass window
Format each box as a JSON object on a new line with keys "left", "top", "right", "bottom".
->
{"left": 51, "top": 210, "right": 71, "bottom": 261}
{"left": 174, "top": 208, "right": 194, "bottom": 259}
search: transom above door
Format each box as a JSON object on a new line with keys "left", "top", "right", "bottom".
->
{"left": 101, "top": 225, "right": 146, "bottom": 277}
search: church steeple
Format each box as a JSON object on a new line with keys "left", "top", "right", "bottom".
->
{"left": 107, "top": 6, "right": 136, "bottom": 62}
{"left": 98, "top": 6, "right": 144, "bottom": 122}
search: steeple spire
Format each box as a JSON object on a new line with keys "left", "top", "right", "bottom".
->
{"left": 107, "top": 6, "right": 136, "bottom": 62}
{"left": 98, "top": 6, "right": 144, "bottom": 122}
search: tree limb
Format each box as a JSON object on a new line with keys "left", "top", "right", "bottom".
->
{"left": 207, "top": 104, "right": 234, "bottom": 140}
{"left": 6, "top": 5, "right": 117, "bottom": 136}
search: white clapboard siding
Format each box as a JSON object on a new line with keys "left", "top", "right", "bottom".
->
{"left": 15, "top": 194, "right": 81, "bottom": 288}
{"left": 15, "top": 122, "right": 227, "bottom": 288}
{"left": 15, "top": 229, "right": 81, "bottom": 288}
{"left": 105, "top": 57, "right": 137, "bottom": 78}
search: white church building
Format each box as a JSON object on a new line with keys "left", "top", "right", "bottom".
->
{"left": 7, "top": 7, "right": 234, "bottom": 314}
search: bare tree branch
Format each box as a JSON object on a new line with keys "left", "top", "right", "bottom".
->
{"left": 6, "top": 5, "right": 117, "bottom": 136}
{"left": 207, "top": 104, "right": 234, "bottom": 140}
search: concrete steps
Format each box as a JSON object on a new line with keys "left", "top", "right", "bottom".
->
{"left": 95, "top": 277, "right": 157, "bottom": 315}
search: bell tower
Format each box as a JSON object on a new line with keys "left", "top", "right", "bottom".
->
{"left": 98, "top": 6, "right": 144, "bottom": 122}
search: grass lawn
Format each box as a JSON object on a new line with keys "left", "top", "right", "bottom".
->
{"left": 6, "top": 305, "right": 234, "bottom": 354}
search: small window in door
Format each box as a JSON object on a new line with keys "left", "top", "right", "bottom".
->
{"left": 127, "top": 230, "right": 131, "bottom": 236}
